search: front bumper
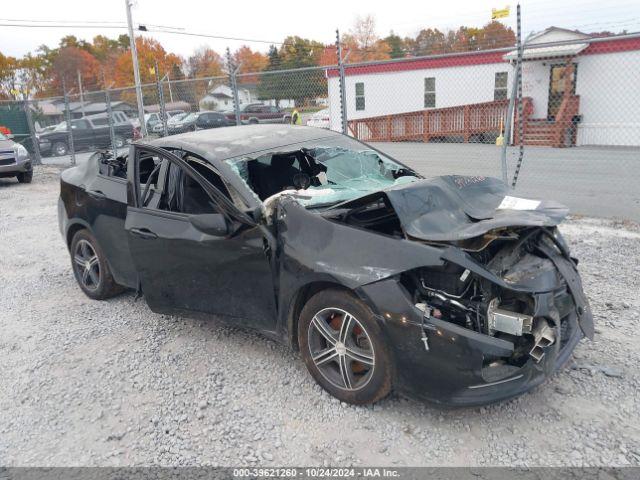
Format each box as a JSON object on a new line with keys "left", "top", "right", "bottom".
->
{"left": 0, "top": 155, "right": 32, "bottom": 176}
{"left": 358, "top": 275, "right": 585, "bottom": 407}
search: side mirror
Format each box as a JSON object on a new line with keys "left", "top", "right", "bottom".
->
{"left": 190, "top": 213, "right": 229, "bottom": 237}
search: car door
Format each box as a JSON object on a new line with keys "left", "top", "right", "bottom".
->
{"left": 71, "top": 119, "right": 94, "bottom": 148}
{"left": 125, "top": 145, "right": 278, "bottom": 331}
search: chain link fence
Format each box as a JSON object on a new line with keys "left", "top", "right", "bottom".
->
{"left": 1, "top": 30, "right": 638, "bottom": 220}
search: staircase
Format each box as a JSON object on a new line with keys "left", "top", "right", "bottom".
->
{"left": 522, "top": 119, "right": 555, "bottom": 146}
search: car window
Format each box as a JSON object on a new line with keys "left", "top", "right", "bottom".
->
{"left": 157, "top": 162, "right": 219, "bottom": 215}
{"left": 73, "top": 120, "right": 90, "bottom": 130}
{"left": 91, "top": 117, "right": 109, "bottom": 126}
{"left": 135, "top": 149, "right": 165, "bottom": 208}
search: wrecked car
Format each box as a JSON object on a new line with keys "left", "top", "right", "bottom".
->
{"left": 58, "top": 125, "right": 593, "bottom": 406}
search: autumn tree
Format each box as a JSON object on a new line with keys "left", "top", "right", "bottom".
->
{"left": 233, "top": 46, "right": 268, "bottom": 84}
{"left": 344, "top": 15, "right": 391, "bottom": 62}
{"left": 113, "top": 37, "right": 182, "bottom": 103}
{"left": 185, "top": 46, "right": 224, "bottom": 79}
{"left": 0, "top": 52, "right": 20, "bottom": 99}
{"left": 51, "top": 46, "right": 101, "bottom": 93}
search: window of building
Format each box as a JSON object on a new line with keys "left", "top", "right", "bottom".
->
{"left": 355, "top": 82, "right": 365, "bottom": 111}
{"left": 494, "top": 72, "right": 508, "bottom": 100}
{"left": 424, "top": 78, "right": 436, "bottom": 108}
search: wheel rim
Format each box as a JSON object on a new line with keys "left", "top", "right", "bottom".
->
{"left": 114, "top": 137, "right": 124, "bottom": 148}
{"left": 73, "top": 239, "right": 100, "bottom": 291}
{"left": 55, "top": 144, "right": 67, "bottom": 155}
{"left": 308, "top": 307, "right": 375, "bottom": 391}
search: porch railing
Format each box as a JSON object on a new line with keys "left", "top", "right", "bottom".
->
{"left": 348, "top": 98, "right": 533, "bottom": 143}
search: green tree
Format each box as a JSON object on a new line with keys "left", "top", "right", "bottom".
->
{"left": 383, "top": 32, "right": 405, "bottom": 58}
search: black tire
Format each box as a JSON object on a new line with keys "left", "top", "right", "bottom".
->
{"left": 113, "top": 135, "right": 125, "bottom": 148}
{"left": 248, "top": 118, "right": 259, "bottom": 124}
{"left": 70, "top": 229, "right": 123, "bottom": 300}
{"left": 298, "top": 289, "right": 393, "bottom": 405}
{"left": 52, "top": 141, "right": 68, "bottom": 156}
{"left": 16, "top": 170, "right": 33, "bottom": 183}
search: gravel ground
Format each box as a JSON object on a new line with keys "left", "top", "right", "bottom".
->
{"left": 1, "top": 165, "right": 639, "bottom": 467}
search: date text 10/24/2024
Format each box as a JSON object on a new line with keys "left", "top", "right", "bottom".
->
{"left": 233, "top": 467, "right": 401, "bottom": 478}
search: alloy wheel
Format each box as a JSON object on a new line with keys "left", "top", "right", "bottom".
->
{"left": 307, "top": 307, "right": 375, "bottom": 391}
{"left": 73, "top": 239, "right": 101, "bottom": 291}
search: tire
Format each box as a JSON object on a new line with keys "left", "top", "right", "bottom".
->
{"left": 52, "top": 141, "right": 68, "bottom": 156}
{"left": 298, "top": 289, "right": 393, "bottom": 405}
{"left": 248, "top": 118, "right": 259, "bottom": 124}
{"left": 16, "top": 170, "right": 33, "bottom": 183}
{"left": 113, "top": 135, "right": 125, "bottom": 148}
{"left": 70, "top": 229, "right": 123, "bottom": 300}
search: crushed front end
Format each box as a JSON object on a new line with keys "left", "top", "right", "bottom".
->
{"left": 358, "top": 226, "right": 593, "bottom": 406}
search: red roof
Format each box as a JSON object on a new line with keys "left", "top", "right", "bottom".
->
{"left": 326, "top": 36, "right": 640, "bottom": 78}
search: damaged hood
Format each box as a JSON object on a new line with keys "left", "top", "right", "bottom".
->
{"left": 335, "top": 175, "right": 568, "bottom": 241}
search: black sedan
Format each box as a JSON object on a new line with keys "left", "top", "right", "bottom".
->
{"left": 57, "top": 125, "right": 593, "bottom": 406}
{"left": 167, "top": 111, "right": 228, "bottom": 135}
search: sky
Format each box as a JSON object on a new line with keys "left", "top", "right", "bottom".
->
{"left": 1, "top": 0, "right": 639, "bottom": 58}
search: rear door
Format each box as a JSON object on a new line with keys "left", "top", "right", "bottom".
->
{"left": 125, "top": 145, "right": 277, "bottom": 330}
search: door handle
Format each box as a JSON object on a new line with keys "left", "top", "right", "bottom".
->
{"left": 130, "top": 227, "right": 158, "bottom": 240}
{"left": 87, "top": 190, "right": 106, "bottom": 200}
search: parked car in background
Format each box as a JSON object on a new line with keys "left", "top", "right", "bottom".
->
{"left": 151, "top": 112, "right": 189, "bottom": 135}
{"left": 168, "top": 111, "right": 228, "bottom": 134}
{"left": 0, "top": 130, "right": 32, "bottom": 183}
{"left": 38, "top": 112, "right": 137, "bottom": 156}
{"left": 306, "top": 108, "right": 330, "bottom": 129}
{"left": 133, "top": 110, "right": 185, "bottom": 133}
{"left": 225, "top": 103, "right": 291, "bottom": 125}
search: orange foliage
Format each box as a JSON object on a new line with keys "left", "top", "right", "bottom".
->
{"left": 113, "top": 37, "right": 183, "bottom": 88}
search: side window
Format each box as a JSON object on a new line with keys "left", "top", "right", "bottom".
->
{"left": 91, "top": 117, "right": 109, "bottom": 126}
{"left": 135, "top": 149, "right": 165, "bottom": 208}
{"left": 355, "top": 83, "right": 365, "bottom": 111}
{"left": 158, "top": 162, "right": 219, "bottom": 215}
{"left": 494, "top": 72, "right": 508, "bottom": 100}
{"left": 73, "top": 119, "right": 90, "bottom": 130}
{"left": 424, "top": 77, "right": 436, "bottom": 108}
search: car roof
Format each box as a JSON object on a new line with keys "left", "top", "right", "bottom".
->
{"left": 149, "top": 124, "right": 342, "bottom": 162}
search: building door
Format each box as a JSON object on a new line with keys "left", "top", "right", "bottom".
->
{"left": 548, "top": 63, "right": 577, "bottom": 119}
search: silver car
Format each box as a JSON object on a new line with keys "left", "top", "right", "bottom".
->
{"left": 0, "top": 131, "right": 32, "bottom": 183}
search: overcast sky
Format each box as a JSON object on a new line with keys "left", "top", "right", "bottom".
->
{"left": 1, "top": 0, "right": 638, "bottom": 58}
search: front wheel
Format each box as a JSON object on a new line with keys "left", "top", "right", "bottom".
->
{"left": 16, "top": 170, "right": 33, "bottom": 183}
{"left": 298, "top": 289, "right": 393, "bottom": 405}
{"left": 113, "top": 135, "right": 125, "bottom": 148}
{"left": 70, "top": 229, "right": 123, "bottom": 300}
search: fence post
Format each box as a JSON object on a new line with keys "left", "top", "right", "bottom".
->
{"left": 62, "top": 78, "right": 76, "bottom": 166}
{"left": 511, "top": 3, "right": 525, "bottom": 188}
{"left": 23, "top": 98, "right": 41, "bottom": 165}
{"left": 154, "top": 60, "right": 168, "bottom": 137}
{"left": 105, "top": 85, "right": 118, "bottom": 161}
{"left": 226, "top": 48, "right": 241, "bottom": 127}
{"left": 336, "top": 29, "right": 348, "bottom": 135}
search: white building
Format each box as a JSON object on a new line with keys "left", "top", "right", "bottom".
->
{"left": 199, "top": 84, "right": 259, "bottom": 111}
{"left": 326, "top": 28, "right": 640, "bottom": 147}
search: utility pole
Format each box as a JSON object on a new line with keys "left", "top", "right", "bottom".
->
{"left": 77, "top": 70, "right": 86, "bottom": 117}
{"left": 336, "top": 29, "right": 348, "bottom": 135}
{"left": 226, "top": 48, "right": 241, "bottom": 127}
{"left": 125, "top": 0, "right": 147, "bottom": 136}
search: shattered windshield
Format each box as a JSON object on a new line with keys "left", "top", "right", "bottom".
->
{"left": 226, "top": 135, "right": 418, "bottom": 208}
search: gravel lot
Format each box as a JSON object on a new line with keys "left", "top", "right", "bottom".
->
{"left": 1, "top": 166, "right": 639, "bottom": 467}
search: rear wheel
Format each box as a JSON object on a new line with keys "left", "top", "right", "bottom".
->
{"left": 298, "top": 289, "right": 393, "bottom": 405}
{"left": 16, "top": 170, "right": 33, "bottom": 183}
{"left": 52, "top": 141, "right": 68, "bottom": 156}
{"left": 70, "top": 229, "right": 122, "bottom": 300}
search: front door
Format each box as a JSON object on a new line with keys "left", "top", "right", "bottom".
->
{"left": 548, "top": 63, "right": 577, "bottom": 119}
{"left": 125, "top": 146, "right": 278, "bottom": 331}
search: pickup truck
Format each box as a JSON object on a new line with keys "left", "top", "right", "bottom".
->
{"left": 225, "top": 103, "right": 291, "bottom": 125}
{"left": 39, "top": 112, "right": 137, "bottom": 156}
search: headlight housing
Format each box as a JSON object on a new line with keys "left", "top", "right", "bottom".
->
{"left": 15, "top": 144, "right": 30, "bottom": 161}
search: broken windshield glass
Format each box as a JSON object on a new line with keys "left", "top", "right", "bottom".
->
{"left": 226, "top": 136, "right": 418, "bottom": 208}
